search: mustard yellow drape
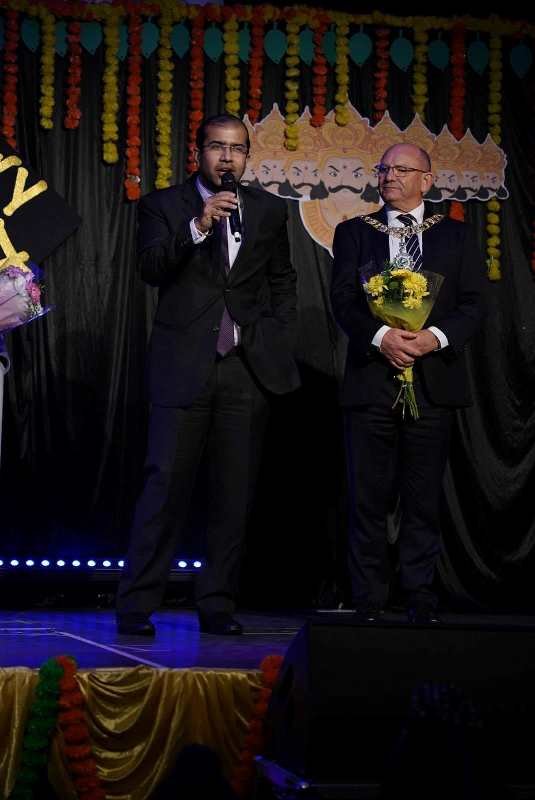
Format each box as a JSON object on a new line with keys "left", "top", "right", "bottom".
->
{"left": 0, "top": 667, "right": 263, "bottom": 800}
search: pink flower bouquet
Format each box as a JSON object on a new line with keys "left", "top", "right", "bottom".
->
{"left": 0, "top": 264, "right": 51, "bottom": 333}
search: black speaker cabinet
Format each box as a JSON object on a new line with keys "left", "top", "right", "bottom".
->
{"left": 264, "top": 616, "right": 535, "bottom": 791}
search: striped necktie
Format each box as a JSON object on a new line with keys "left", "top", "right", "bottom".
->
{"left": 397, "top": 213, "right": 423, "bottom": 272}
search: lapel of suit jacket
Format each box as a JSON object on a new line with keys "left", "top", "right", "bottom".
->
{"left": 182, "top": 174, "right": 204, "bottom": 222}
{"left": 184, "top": 174, "right": 227, "bottom": 281}
{"left": 227, "top": 184, "right": 261, "bottom": 285}
{"left": 369, "top": 206, "right": 390, "bottom": 274}
{"left": 421, "top": 204, "right": 447, "bottom": 274}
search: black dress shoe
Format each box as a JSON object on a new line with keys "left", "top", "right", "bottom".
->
{"left": 198, "top": 611, "right": 243, "bottom": 635}
{"left": 352, "top": 604, "right": 385, "bottom": 623}
{"left": 407, "top": 593, "right": 441, "bottom": 624}
{"left": 117, "top": 614, "right": 156, "bottom": 636}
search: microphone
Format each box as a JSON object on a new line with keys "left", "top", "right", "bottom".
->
{"left": 220, "top": 171, "right": 242, "bottom": 242}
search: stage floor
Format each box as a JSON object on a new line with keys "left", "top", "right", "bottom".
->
{"left": 2, "top": 608, "right": 535, "bottom": 670}
{"left": 0, "top": 608, "right": 308, "bottom": 669}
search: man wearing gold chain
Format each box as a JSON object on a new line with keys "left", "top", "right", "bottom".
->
{"left": 331, "top": 142, "right": 485, "bottom": 623}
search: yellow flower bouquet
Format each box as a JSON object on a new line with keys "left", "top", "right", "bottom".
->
{"left": 363, "top": 263, "right": 444, "bottom": 419}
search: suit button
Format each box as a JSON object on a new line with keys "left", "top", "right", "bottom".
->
{"left": 212, "top": 326, "right": 220, "bottom": 333}
{"left": 224, "top": 288, "right": 231, "bottom": 293}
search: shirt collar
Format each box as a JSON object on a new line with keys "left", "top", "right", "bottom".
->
{"left": 196, "top": 176, "right": 213, "bottom": 200}
{"left": 386, "top": 202, "right": 425, "bottom": 226}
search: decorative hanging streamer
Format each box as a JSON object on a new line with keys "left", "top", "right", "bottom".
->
{"left": 125, "top": 11, "right": 142, "bottom": 200}
{"left": 373, "top": 27, "right": 389, "bottom": 123}
{"left": 186, "top": 6, "right": 206, "bottom": 174}
{"left": 223, "top": 10, "right": 240, "bottom": 115}
{"left": 448, "top": 24, "right": 466, "bottom": 222}
{"left": 334, "top": 16, "right": 350, "bottom": 126}
{"left": 284, "top": 11, "right": 303, "bottom": 150}
{"left": 230, "top": 655, "right": 284, "bottom": 798}
{"left": 64, "top": 21, "right": 82, "bottom": 130}
{"left": 39, "top": 7, "right": 56, "bottom": 130}
{"left": 247, "top": 6, "right": 264, "bottom": 124}
{"left": 56, "top": 655, "right": 106, "bottom": 800}
{"left": 155, "top": 10, "right": 173, "bottom": 188}
{"left": 510, "top": 39, "right": 532, "bottom": 78}
{"left": 102, "top": 8, "right": 121, "bottom": 164}
{"left": 486, "top": 33, "right": 502, "bottom": 281}
{"left": 310, "top": 11, "right": 329, "bottom": 127}
{"left": 1, "top": 9, "right": 19, "bottom": 149}
{"left": 412, "top": 28, "right": 429, "bottom": 120}
{"left": 9, "top": 657, "right": 64, "bottom": 800}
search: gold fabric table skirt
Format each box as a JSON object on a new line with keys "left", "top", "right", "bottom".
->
{"left": 0, "top": 666, "right": 262, "bottom": 799}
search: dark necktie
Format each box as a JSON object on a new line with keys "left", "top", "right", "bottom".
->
{"left": 397, "top": 213, "right": 423, "bottom": 272}
{"left": 216, "top": 218, "right": 235, "bottom": 356}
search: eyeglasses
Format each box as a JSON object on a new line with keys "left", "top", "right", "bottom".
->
{"left": 203, "top": 142, "right": 248, "bottom": 156}
{"left": 375, "top": 164, "right": 431, "bottom": 177}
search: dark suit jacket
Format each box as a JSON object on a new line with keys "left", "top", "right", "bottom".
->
{"left": 331, "top": 206, "right": 486, "bottom": 408}
{"left": 138, "top": 174, "right": 300, "bottom": 407}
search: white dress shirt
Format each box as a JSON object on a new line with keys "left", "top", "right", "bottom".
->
{"left": 371, "top": 202, "right": 448, "bottom": 351}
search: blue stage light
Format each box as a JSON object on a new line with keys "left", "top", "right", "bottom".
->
{"left": 3, "top": 556, "right": 197, "bottom": 571}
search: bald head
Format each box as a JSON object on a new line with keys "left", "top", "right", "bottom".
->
{"left": 381, "top": 143, "right": 431, "bottom": 172}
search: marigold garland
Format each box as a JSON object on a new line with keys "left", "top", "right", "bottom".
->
{"left": 39, "top": 6, "right": 56, "bottom": 130}
{"left": 187, "top": 7, "right": 206, "bottom": 175}
{"left": 373, "top": 26, "right": 389, "bottom": 123}
{"left": 102, "top": 8, "right": 121, "bottom": 164}
{"left": 487, "top": 33, "right": 502, "bottom": 281}
{"left": 64, "top": 21, "right": 82, "bottom": 130}
{"left": 56, "top": 655, "right": 106, "bottom": 800}
{"left": 124, "top": 12, "right": 143, "bottom": 200}
{"left": 155, "top": 11, "right": 174, "bottom": 188}
{"left": 310, "top": 11, "right": 329, "bottom": 128}
{"left": 412, "top": 28, "right": 428, "bottom": 121}
{"left": 334, "top": 17, "right": 350, "bottom": 126}
{"left": 247, "top": 7, "right": 265, "bottom": 124}
{"left": 284, "top": 12, "right": 304, "bottom": 150}
{"left": 9, "top": 657, "right": 64, "bottom": 800}
{"left": 230, "top": 655, "right": 284, "bottom": 798}
{"left": 1, "top": 9, "right": 19, "bottom": 149}
{"left": 448, "top": 24, "right": 466, "bottom": 222}
{"left": 223, "top": 13, "right": 241, "bottom": 116}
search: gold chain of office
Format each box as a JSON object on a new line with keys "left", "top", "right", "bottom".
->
{"left": 362, "top": 214, "right": 445, "bottom": 238}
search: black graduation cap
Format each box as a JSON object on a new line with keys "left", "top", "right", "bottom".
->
{"left": 0, "top": 136, "right": 81, "bottom": 266}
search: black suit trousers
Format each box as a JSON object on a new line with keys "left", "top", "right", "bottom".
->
{"left": 344, "top": 374, "right": 453, "bottom": 606}
{"left": 116, "top": 351, "right": 269, "bottom": 617}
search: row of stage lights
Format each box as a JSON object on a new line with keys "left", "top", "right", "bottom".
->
{"left": 0, "top": 559, "right": 203, "bottom": 569}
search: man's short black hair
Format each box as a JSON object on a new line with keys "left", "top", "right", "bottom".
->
{"left": 195, "top": 114, "right": 250, "bottom": 153}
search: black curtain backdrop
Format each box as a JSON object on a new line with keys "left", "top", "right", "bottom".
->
{"left": 1, "top": 20, "right": 534, "bottom": 611}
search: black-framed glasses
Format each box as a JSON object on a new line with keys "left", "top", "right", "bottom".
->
{"left": 202, "top": 142, "right": 248, "bottom": 156}
{"left": 375, "top": 164, "right": 431, "bottom": 177}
